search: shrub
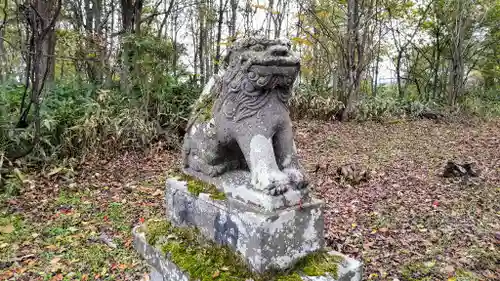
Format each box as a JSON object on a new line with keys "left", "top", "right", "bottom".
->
{"left": 458, "top": 89, "right": 500, "bottom": 118}
{"left": 289, "top": 83, "right": 344, "bottom": 120}
{"left": 0, "top": 77, "right": 199, "bottom": 165}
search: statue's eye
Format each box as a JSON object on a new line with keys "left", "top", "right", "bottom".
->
{"left": 251, "top": 44, "right": 265, "bottom": 51}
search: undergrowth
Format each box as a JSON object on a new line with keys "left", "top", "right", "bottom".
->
{"left": 0, "top": 79, "right": 199, "bottom": 169}
{"left": 289, "top": 83, "right": 500, "bottom": 121}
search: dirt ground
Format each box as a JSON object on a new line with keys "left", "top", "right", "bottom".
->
{"left": 1, "top": 119, "right": 499, "bottom": 280}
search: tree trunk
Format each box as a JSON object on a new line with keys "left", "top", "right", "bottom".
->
{"left": 447, "top": 0, "right": 470, "bottom": 105}
{"left": 244, "top": 0, "right": 252, "bottom": 35}
{"left": 431, "top": 26, "right": 440, "bottom": 100}
{"left": 119, "top": 0, "right": 143, "bottom": 94}
{"left": 229, "top": 0, "right": 237, "bottom": 38}
{"left": 0, "top": 28, "right": 5, "bottom": 82}
{"left": 214, "top": 0, "right": 228, "bottom": 74}
{"left": 14, "top": 0, "right": 61, "bottom": 159}
{"left": 266, "top": 0, "right": 274, "bottom": 38}
{"left": 373, "top": 1, "right": 382, "bottom": 97}
{"left": 341, "top": 0, "right": 358, "bottom": 121}
{"left": 396, "top": 49, "right": 404, "bottom": 98}
{"left": 198, "top": 0, "right": 206, "bottom": 84}
{"left": 157, "top": 0, "right": 175, "bottom": 38}
{"left": 272, "top": 0, "right": 286, "bottom": 39}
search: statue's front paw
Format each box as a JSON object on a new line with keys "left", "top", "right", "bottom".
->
{"left": 265, "top": 181, "right": 291, "bottom": 196}
{"left": 253, "top": 171, "right": 290, "bottom": 196}
{"left": 283, "top": 168, "right": 308, "bottom": 190}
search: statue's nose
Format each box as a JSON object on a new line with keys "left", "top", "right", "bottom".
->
{"left": 268, "top": 45, "right": 289, "bottom": 57}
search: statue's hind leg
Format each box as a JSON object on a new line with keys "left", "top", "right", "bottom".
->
{"left": 184, "top": 122, "right": 237, "bottom": 177}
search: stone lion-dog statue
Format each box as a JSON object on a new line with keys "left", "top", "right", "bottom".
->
{"left": 182, "top": 37, "right": 308, "bottom": 196}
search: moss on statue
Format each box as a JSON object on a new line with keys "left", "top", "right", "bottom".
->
{"left": 141, "top": 219, "right": 341, "bottom": 281}
{"left": 191, "top": 93, "right": 215, "bottom": 122}
{"left": 170, "top": 172, "right": 226, "bottom": 200}
{"left": 199, "top": 103, "right": 213, "bottom": 122}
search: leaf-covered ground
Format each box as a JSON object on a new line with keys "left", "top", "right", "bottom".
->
{"left": 1, "top": 119, "right": 499, "bottom": 280}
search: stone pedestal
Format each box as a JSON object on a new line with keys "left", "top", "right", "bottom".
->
{"left": 184, "top": 169, "right": 310, "bottom": 212}
{"left": 166, "top": 177, "right": 324, "bottom": 272}
{"left": 133, "top": 226, "right": 363, "bottom": 281}
{"left": 132, "top": 174, "right": 362, "bottom": 281}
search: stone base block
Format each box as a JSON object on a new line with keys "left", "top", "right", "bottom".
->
{"left": 185, "top": 168, "right": 309, "bottom": 211}
{"left": 165, "top": 177, "right": 324, "bottom": 273}
{"left": 133, "top": 226, "right": 362, "bottom": 281}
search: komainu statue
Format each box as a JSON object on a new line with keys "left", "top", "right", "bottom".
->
{"left": 182, "top": 37, "right": 308, "bottom": 197}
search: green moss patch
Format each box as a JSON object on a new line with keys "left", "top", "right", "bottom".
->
{"left": 294, "top": 251, "right": 341, "bottom": 277}
{"left": 141, "top": 219, "right": 341, "bottom": 281}
{"left": 172, "top": 173, "right": 226, "bottom": 200}
{"left": 199, "top": 103, "right": 213, "bottom": 122}
{"left": 192, "top": 92, "right": 215, "bottom": 122}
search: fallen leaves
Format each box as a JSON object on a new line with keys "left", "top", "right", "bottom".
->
{"left": 1, "top": 119, "right": 499, "bottom": 280}
{"left": 296, "top": 119, "right": 500, "bottom": 280}
{"left": 99, "top": 233, "right": 117, "bottom": 249}
{"left": 0, "top": 224, "right": 14, "bottom": 234}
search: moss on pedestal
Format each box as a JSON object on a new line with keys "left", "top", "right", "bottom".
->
{"left": 276, "top": 273, "right": 303, "bottom": 281}
{"left": 141, "top": 219, "right": 341, "bottom": 281}
{"left": 295, "top": 251, "right": 341, "bottom": 277}
{"left": 170, "top": 172, "right": 226, "bottom": 200}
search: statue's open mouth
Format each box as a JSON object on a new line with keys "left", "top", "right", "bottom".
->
{"left": 248, "top": 64, "right": 299, "bottom": 77}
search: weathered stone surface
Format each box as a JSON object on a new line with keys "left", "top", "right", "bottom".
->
{"left": 182, "top": 37, "right": 308, "bottom": 198}
{"left": 133, "top": 226, "right": 362, "bottom": 281}
{"left": 166, "top": 177, "right": 324, "bottom": 273}
{"left": 150, "top": 268, "right": 166, "bottom": 281}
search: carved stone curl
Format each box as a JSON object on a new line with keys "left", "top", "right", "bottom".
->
{"left": 182, "top": 37, "right": 308, "bottom": 196}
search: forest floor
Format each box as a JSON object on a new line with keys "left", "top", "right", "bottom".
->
{"left": 1, "top": 119, "right": 499, "bottom": 281}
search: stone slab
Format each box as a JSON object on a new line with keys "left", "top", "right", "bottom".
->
{"left": 133, "top": 226, "right": 362, "bottom": 281}
{"left": 165, "top": 177, "right": 324, "bottom": 273}
{"left": 150, "top": 268, "right": 166, "bottom": 281}
{"left": 184, "top": 168, "right": 309, "bottom": 211}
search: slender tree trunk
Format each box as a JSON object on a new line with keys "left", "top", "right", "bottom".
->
{"left": 272, "top": 0, "right": 286, "bottom": 39}
{"left": 229, "top": 0, "right": 237, "bottom": 38}
{"left": 266, "top": 0, "right": 274, "bottom": 38}
{"left": 14, "top": 0, "right": 61, "bottom": 159}
{"left": 95, "top": 0, "right": 104, "bottom": 83}
{"left": 244, "top": 0, "right": 252, "bottom": 35}
{"left": 214, "top": 0, "right": 228, "bottom": 73}
{"left": 119, "top": 0, "right": 143, "bottom": 94}
{"left": 447, "top": 0, "right": 470, "bottom": 105}
{"left": 342, "top": 0, "right": 358, "bottom": 121}
{"left": 373, "top": 2, "right": 382, "bottom": 97}
{"left": 432, "top": 27, "right": 440, "bottom": 100}
{"left": 198, "top": 0, "right": 206, "bottom": 84}
{"left": 172, "top": 6, "right": 179, "bottom": 75}
{"left": 396, "top": 49, "right": 403, "bottom": 98}
{"left": 157, "top": 0, "right": 175, "bottom": 38}
{"left": 0, "top": 28, "right": 5, "bottom": 82}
